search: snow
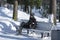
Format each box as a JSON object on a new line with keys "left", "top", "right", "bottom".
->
{"left": 42, "top": 37, "right": 51, "bottom": 40}
{"left": 0, "top": 33, "right": 38, "bottom": 40}
{"left": 32, "top": 6, "right": 44, "bottom": 18}
{"left": 32, "top": 8, "right": 42, "bottom": 17}
{"left": 0, "top": 7, "right": 51, "bottom": 40}
{"left": 51, "top": 23, "right": 60, "bottom": 30}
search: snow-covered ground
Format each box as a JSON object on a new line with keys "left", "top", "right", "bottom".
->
{"left": 0, "top": 7, "right": 52, "bottom": 40}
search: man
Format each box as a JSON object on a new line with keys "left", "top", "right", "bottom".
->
{"left": 28, "top": 13, "right": 37, "bottom": 29}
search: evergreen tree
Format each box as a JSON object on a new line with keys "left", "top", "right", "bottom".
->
{"left": 19, "top": 0, "right": 24, "bottom": 8}
{"left": 35, "top": 0, "right": 42, "bottom": 9}
{"left": 7, "top": 0, "right": 14, "bottom": 4}
{"left": 23, "top": 0, "right": 29, "bottom": 12}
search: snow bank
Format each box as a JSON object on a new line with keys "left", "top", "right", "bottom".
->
{"left": 0, "top": 7, "right": 19, "bottom": 33}
{"left": 18, "top": 10, "right": 29, "bottom": 20}
{"left": 0, "top": 7, "right": 12, "bottom": 18}
{"left": 0, "top": 7, "right": 10, "bottom": 14}
{"left": 0, "top": 19, "right": 20, "bottom": 34}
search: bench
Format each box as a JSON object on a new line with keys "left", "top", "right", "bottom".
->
{"left": 16, "top": 19, "right": 37, "bottom": 34}
{"left": 16, "top": 19, "right": 52, "bottom": 38}
{"left": 29, "top": 29, "right": 51, "bottom": 38}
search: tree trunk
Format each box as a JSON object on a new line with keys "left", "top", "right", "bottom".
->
{"left": 52, "top": 0, "right": 56, "bottom": 25}
{"left": 23, "top": 5, "right": 26, "bottom": 12}
{"left": 48, "top": 0, "right": 56, "bottom": 25}
{"left": 59, "top": 3, "right": 60, "bottom": 22}
{"left": 0, "top": 0, "right": 1, "bottom": 7}
{"left": 48, "top": 0, "right": 52, "bottom": 23}
{"left": 13, "top": 0, "right": 18, "bottom": 21}
{"left": 59, "top": 13, "right": 60, "bottom": 22}
{"left": 0, "top": 3, "right": 1, "bottom": 7}
{"left": 23, "top": 5, "right": 29, "bottom": 13}
{"left": 48, "top": 14, "right": 53, "bottom": 23}
{"left": 30, "top": 6, "right": 32, "bottom": 15}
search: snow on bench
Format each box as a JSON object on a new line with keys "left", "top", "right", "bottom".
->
{"left": 29, "top": 29, "right": 51, "bottom": 38}
{"left": 29, "top": 29, "right": 51, "bottom": 33}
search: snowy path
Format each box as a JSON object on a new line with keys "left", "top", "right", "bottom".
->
{"left": 0, "top": 32, "right": 51, "bottom": 40}
{"left": 0, "top": 33, "right": 42, "bottom": 40}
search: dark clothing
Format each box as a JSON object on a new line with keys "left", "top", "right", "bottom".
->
{"left": 27, "top": 16, "right": 37, "bottom": 29}
{"left": 20, "top": 15, "right": 37, "bottom": 29}
{"left": 20, "top": 22, "right": 30, "bottom": 29}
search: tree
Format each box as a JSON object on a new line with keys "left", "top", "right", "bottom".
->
{"left": 35, "top": 0, "right": 42, "bottom": 15}
{"left": 58, "top": 2, "right": 60, "bottom": 22}
{"left": 49, "top": 0, "right": 56, "bottom": 25}
{"left": 0, "top": 0, "right": 7, "bottom": 7}
{"left": 59, "top": 9, "right": 60, "bottom": 22}
{"left": 18, "top": 0, "right": 29, "bottom": 13}
{"left": 7, "top": 0, "right": 14, "bottom": 4}
{"left": 42, "top": 0, "right": 50, "bottom": 17}
{"left": 23, "top": 0, "right": 29, "bottom": 12}
{"left": 48, "top": 0, "right": 56, "bottom": 25}
{"left": 13, "top": 0, "right": 18, "bottom": 21}
{"left": 7, "top": 0, "right": 14, "bottom": 9}
{"left": 48, "top": 0, "right": 53, "bottom": 23}
{"left": 49, "top": 0, "right": 52, "bottom": 14}
{"left": 19, "top": 0, "right": 25, "bottom": 10}
{"left": 35, "top": 0, "right": 42, "bottom": 9}
{"left": 52, "top": 0, "right": 56, "bottom": 25}
{"left": 29, "top": 0, "right": 34, "bottom": 14}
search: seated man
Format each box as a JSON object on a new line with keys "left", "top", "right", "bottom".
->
{"left": 27, "top": 13, "right": 37, "bottom": 29}
{"left": 18, "top": 13, "right": 37, "bottom": 34}
{"left": 20, "top": 13, "right": 37, "bottom": 29}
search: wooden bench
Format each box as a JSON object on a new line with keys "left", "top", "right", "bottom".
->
{"left": 16, "top": 19, "right": 52, "bottom": 38}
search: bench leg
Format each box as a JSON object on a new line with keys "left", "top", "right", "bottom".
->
{"left": 17, "top": 28, "right": 22, "bottom": 35}
{"left": 47, "top": 33, "right": 49, "bottom": 37}
{"left": 19, "top": 29, "right": 22, "bottom": 34}
{"left": 41, "top": 33, "right": 43, "bottom": 38}
{"left": 27, "top": 29, "right": 29, "bottom": 34}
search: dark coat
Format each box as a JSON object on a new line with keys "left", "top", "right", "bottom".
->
{"left": 20, "top": 15, "right": 37, "bottom": 29}
{"left": 27, "top": 16, "right": 37, "bottom": 29}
